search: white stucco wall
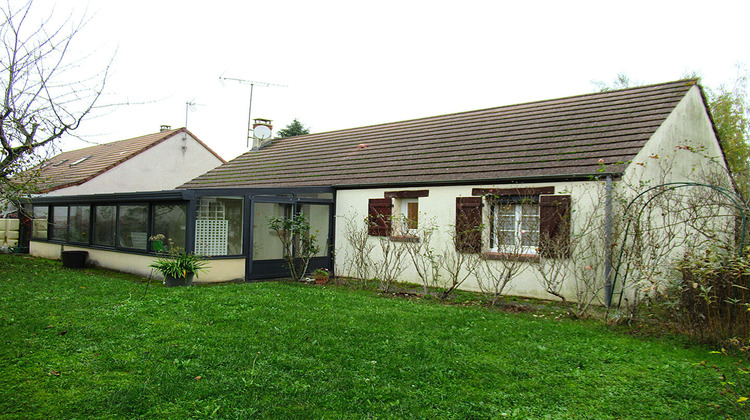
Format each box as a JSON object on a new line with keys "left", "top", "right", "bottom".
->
{"left": 335, "top": 181, "right": 606, "bottom": 301}
{"left": 625, "top": 85, "right": 729, "bottom": 186}
{"left": 44, "top": 133, "right": 224, "bottom": 196}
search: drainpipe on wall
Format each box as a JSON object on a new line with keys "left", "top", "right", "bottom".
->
{"left": 604, "top": 175, "right": 614, "bottom": 306}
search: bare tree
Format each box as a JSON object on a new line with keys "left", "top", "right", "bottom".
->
{"left": 536, "top": 228, "right": 574, "bottom": 314}
{"left": 340, "top": 211, "right": 374, "bottom": 287}
{"left": 474, "top": 213, "right": 530, "bottom": 306}
{"left": 437, "top": 221, "right": 481, "bottom": 300}
{"left": 397, "top": 214, "right": 441, "bottom": 295}
{"left": 373, "top": 229, "right": 408, "bottom": 293}
{"left": 0, "top": 0, "right": 108, "bottom": 203}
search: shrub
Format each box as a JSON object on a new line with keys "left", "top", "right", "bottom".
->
{"left": 676, "top": 247, "right": 750, "bottom": 343}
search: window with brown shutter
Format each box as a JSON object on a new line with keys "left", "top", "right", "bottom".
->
{"left": 368, "top": 198, "right": 393, "bottom": 236}
{"left": 456, "top": 197, "right": 482, "bottom": 253}
{"left": 539, "top": 195, "right": 571, "bottom": 258}
{"left": 490, "top": 201, "right": 540, "bottom": 254}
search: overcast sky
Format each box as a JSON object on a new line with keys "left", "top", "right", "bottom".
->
{"left": 33, "top": 0, "right": 750, "bottom": 161}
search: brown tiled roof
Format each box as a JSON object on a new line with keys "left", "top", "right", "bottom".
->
{"left": 32, "top": 128, "right": 225, "bottom": 193}
{"left": 180, "top": 79, "right": 700, "bottom": 189}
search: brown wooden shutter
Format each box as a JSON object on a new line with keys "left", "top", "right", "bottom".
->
{"left": 368, "top": 198, "right": 392, "bottom": 236}
{"left": 456, "top": 197, "right": 483, "bottom": 253}
{"left": 406, "top": 201, "right": 419, "bottom": 230}
{"left": 539, "top": 195, "right": 571, "bottom": 258}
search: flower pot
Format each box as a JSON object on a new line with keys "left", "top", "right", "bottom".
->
{"left": 61, "top": 251, "right": 88, "bottom": 269}
{"left": 314, "top": 277, "right": 328, "bottom": 285}
{"left": 164, "top": 272, "right": 195, "bottom": 287}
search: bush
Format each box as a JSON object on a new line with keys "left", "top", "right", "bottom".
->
{"left": 676, "top": 247, "right": 750, "bottom": 343}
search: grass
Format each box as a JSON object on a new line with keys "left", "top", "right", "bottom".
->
{"left": 0, "top": 254, "right": 745, "bottom": 419}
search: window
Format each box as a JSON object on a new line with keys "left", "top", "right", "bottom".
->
{"left": 68, "top": 205, "right": 91, "bottom": 244}
{"left": 117, "top": 205, "right": 148, "bottom": 250}
{"left": 196, "top": 197, "right": 243, "bottom": 256}
{"left": 93, "top": 206, "right": 116, "bottom": 247}
{"left": 370, "top": 190, "right": 429, "bottom": 238}
{"left": 400, "top": 198, "right": 419, "bottom": 234}
{"left": 490, "top": 202, "right": 539, "bottom": 254}
{"left": 252, "top": 202, "right": 291, "bottom": 260}
{"left": 51, "top": 206, "right": 68, "bottom": 241}
{"left": 455, "top": 190, "right": 571, "bottom": 258}
{"left": 152, "top": 204, "right": 187, "bottom": 252}
{"left": 300, "top": 203, "right": 331, "bottom": 257}
{"left": 31, "top": 206, "right": 49, "bottom": 239}
{"left": 297, "top": 192, "right": 334, "bottom": 200}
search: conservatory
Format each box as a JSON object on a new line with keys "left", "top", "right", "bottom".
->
{"left": 28, "top": 187, "right": 335, "bottom": 282}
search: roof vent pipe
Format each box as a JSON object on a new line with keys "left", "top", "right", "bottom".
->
{"left": 160, "top": 125, "right": 172, "bottom": 132}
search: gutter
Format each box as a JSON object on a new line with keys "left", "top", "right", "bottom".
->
{"left": 29, "top": 190, "right": 189, "bottom": 205}
{"left": 332, "top": 172, "right": 624, "bottom": 190}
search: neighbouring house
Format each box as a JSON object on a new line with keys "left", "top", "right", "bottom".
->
{"left": 28, "top": 126, "right": 226, "bottom": 196}
{"left": 27, "top": 80, "right": 734, "bottom": 303}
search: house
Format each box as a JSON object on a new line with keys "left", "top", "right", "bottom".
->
{"left": 29, "top": 126, "right": 226, "bottom": 196}
{"left": 27, "top": 80, "right": 733, "bottom": 303}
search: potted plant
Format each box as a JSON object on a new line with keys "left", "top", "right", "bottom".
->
{"left": 148, "top": 236, "right": 208, "bottom": 287}
{"left": 312, "top": 268, "right": 330, "bottom": 285}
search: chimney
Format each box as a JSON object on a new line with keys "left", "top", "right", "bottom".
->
{"left": 160, "top": 125, "right": 172, "bottom": 132}
{"left": 251, "top": 118, "right": 273, "bottom": 150}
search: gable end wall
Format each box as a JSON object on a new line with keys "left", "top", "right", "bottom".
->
{"left": 44, "top": 133, "right": 224, "bottom": 196}
{"left": 625, "top": 85, "right": 729, "bottom": 186}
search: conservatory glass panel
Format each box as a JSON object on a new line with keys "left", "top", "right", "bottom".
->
{"left": 152, "top": 204, "right": 187, "bottom": 252}
{"left": 68, "top": 205, "right": 91, "bottom": 243}
{"left": 195, "top": 197, "right": 243, "bottom": 256}
{"left": 51, "top": 206, "right": 68, "bottom": 241}
{"left": 93, "top": 206, "right": 116, "bottom": 247}
{"left": 117, "top": 205, "right": 148, "bottom": 250}
{"left": 31, "top": 206, "right": 48, "bottom": 239}
{"left": 299, "top": 204, "right": 331, "bottom": 257}
{"left": 252, "top": 202, "right": 291, "bottom": 261}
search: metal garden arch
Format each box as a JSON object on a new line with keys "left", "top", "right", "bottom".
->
{"left": 608, "top": 182, "right": 749, "bottom": 308}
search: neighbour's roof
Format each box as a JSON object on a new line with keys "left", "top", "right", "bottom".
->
{"left": 181, "top": 79, "right": 700, "bottom": 189}
{"left": 33, "top": 128, "right": 225, "bottom": 193}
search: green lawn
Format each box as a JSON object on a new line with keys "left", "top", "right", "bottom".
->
{"left": 0, "top": 254, "right": 744, "bottom": 419}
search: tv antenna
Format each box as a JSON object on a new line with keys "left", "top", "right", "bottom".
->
{"left": 219, "top": 76, "right": 288, "bottom": 148}
{"left": 185, "top": 100, "right": 201, "bottom": 129}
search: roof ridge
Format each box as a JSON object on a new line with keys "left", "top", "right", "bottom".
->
{"left": 267, "top": 79, "right": 697, "bottom": 142}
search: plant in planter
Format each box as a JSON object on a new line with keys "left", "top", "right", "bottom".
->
{"left": 313, "top": 268, "right": 330, "bottom": 285}
{"left": 148, "top": 236, "right": 208, "bottom": 287}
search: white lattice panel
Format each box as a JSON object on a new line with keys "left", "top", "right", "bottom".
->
{"left": 195, "top": 219, "right": 228, "bottom": 256}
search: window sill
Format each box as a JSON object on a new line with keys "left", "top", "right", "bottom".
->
{"left": 483, "top": 252, "right": 539, "bottom": 263}
{"left": 389, "top": 235, "right": 420, "bottom": 243}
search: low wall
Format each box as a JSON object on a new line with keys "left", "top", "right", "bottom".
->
{"left": 29, "top": 241, "right": 246, "bottom": 283}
